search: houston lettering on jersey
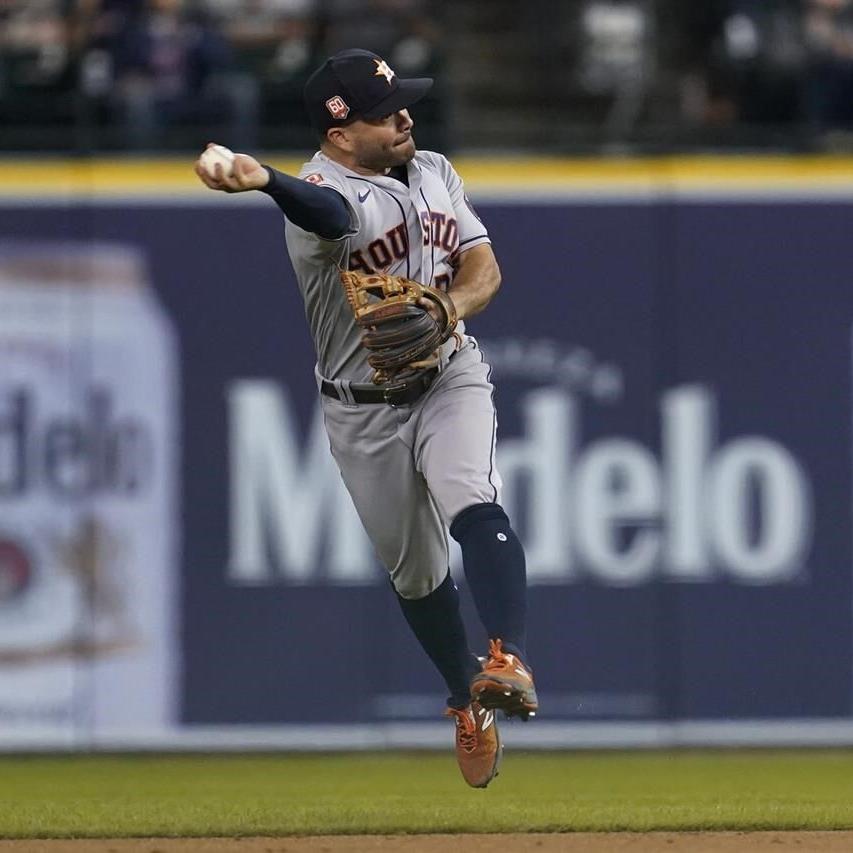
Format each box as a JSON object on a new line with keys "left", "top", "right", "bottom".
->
{"left": 348, "top": 214, "right": 458, "bottom": 274}
{"left": 420, "top": 211, "right": 458, "bottom": 251}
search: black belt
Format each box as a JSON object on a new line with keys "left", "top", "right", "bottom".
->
{"left": 321, "top": 367, "right": 439, "bottom": 406}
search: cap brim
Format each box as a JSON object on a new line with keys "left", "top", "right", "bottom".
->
{"left": 362, "top": 77, "right": 433, "bottom": 119}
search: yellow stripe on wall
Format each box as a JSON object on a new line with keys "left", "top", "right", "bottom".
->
{"left": 3, "top": 155, "right": 853, "bottom": 196}
{"left": 458, "top": 155, "right": 853, "bottom": 191}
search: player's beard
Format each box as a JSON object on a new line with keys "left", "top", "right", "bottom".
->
{"left": 358, "top": 135, "right": 416, "bottom": 173}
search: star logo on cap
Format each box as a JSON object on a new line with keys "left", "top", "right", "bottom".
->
{"left": 373, "top": 59, "right": 395, "bottom": 85}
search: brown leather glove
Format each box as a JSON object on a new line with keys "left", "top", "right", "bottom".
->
{"left": 340, "top": 270, "right": 458, "bottom": 386}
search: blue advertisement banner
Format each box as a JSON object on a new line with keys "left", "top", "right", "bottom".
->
{"left": 0, "top": 192, "right": 849, "bottom": 736}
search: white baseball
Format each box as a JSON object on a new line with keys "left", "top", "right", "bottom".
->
{"left": 200, "top": 144, "right": 235, "bottom": 179}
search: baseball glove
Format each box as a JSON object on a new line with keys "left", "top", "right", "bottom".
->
{"left": 340, "top": 270, "right": 458, "bottom": 386}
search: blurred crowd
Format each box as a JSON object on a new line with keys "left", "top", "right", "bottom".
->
{"left": 4, "top": 0, "right": 853, "bottom": 152}
{"left": 0, "top": 0, "right": 440, "bottom": 150}
{"left": 672, "top": 0, "right": 853, "bottom": 139}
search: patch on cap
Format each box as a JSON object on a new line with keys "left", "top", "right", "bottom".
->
{"left": 326, "top": 95, "right": 350, "bottom": 120}
{"left": 305, "top": 173, "right": 323, "bottom": 184}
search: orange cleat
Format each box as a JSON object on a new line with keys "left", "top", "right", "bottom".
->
{"left": 470, "top": 639, "right": 538, "bottom": 721}
{"left": 445, "top": 700, "right": 502, "bottom": 788}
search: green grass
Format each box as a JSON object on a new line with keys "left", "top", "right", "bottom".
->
{"left": 4, "top": 750, "right": 853, "bottom": 837}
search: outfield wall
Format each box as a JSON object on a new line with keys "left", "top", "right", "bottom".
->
{"left": 1, "top": 156, "right": 853, "bottom": 750}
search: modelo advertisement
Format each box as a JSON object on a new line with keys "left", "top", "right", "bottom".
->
{"left": 0, "top": 240, "right": 179, "bottom": 747}
{"left": 0, "top": 194, "right": 847, "bottom": 744}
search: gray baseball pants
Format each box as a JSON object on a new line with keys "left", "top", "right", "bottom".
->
{"left": 320, "top": 341, "right": 502, "bottom": 599}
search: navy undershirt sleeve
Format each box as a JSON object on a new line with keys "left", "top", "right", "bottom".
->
{"left": 258, "top": 166, "right": 352, "bottom": 240}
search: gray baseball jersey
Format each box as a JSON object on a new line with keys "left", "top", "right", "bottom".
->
{"left": 283, "top": 149, "right": 501, "bottom": 598}
{"left": 285, "top": 150, "right": 490, "bottom": 382}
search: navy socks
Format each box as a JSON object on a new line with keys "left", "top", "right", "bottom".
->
{"left": 394, "top": 502, "right": 529, "bottom": 708}
{"left": 393, "top": 571, "right": 481, "bottom": 709}
{"left": 451, "top": 502, "right": 528, "bottom": 662}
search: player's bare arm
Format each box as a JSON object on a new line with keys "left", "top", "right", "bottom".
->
{"left": 444, "top": 243, "right": 502, "bottom": 321}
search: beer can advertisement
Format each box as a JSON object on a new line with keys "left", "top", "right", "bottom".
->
{"left": 0, "top": 241, "right": 179, "bottom": 745}
{"left": 0, "top": 186, "right": 851, "bottom": 748}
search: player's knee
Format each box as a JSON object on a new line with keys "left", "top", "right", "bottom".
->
{"left": 389, "top": 565, "right": 446, "bottom": 600}
{"left": 449, "top": 502, "right": 509, "bottom": 543}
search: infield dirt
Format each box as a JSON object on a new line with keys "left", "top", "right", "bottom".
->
{"left": 2, "top": 833, "right": 853, "bottom": 852}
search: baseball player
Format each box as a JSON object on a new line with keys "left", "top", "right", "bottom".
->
{"left": 195, "top": 48, "right": 537, "bottom": 788}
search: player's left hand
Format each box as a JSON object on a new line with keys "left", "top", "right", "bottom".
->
{"left": 418, "top": 294, "right": 456, "bottom": 323}
{"left": 417, "top": 296, "right": 438, "bottom": 321}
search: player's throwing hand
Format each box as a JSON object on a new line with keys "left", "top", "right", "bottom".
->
{"left": 194, "top": 142, "right": 270, "bottom": 193}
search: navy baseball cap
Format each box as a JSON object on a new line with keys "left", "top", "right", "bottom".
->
{"left": 304, "top": 48, "right": 433, "bottom": 132}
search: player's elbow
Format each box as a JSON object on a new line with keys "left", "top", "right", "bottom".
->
{"left": 488, "top": 259, "right": 502, "bottom": 299}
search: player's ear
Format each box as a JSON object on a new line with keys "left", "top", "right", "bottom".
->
{"left": 326, "top": 125, "right": 354, "bottom": 152}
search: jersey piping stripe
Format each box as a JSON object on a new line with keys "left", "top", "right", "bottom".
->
{"left": 485, "top": 361, "right": 498, "bottom": 504}
{"left": 346, "top": 177, "right": 411, "bottom": 279}
{"left": 472, "top": 339, "right": 499, "bottom": 503}
{"left": 419, "top": 187, "right": 436, "bottom": 286}
{"left": 458, "top": 234, "right": 489, "bottom": 250}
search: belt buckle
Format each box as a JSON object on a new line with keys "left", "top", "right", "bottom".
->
{"left": 383, "top": 369, "right": 434, "bottom": 407}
